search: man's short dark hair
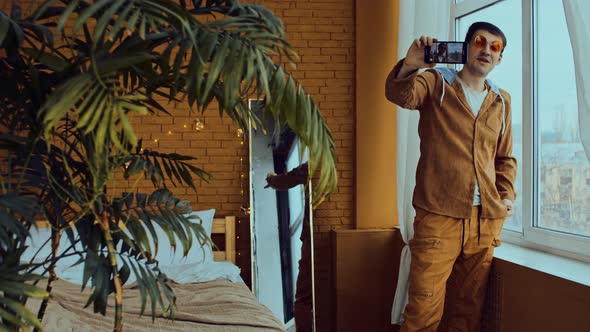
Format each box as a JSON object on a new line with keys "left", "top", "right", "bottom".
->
{"left": 464, "top": 21, "right": 507, "bottom": 54}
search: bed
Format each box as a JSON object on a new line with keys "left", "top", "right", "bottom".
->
{"left": 26, "top": 213, "right": 285, "bottom": 332}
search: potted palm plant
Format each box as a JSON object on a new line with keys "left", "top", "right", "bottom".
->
{"left": 0, "top": 0, "right": 337, "bottom": 331}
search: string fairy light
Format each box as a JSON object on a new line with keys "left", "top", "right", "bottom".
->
{"left": 145, "top": 119, "right": 250, "bottom": 265}
{"left": 237, "top": 127, "right": 250, "bottom": 260}
{"left": 149, "top": 117, "right": 205, "bottom": 148}
{"left": 238, "top": 128, "right": 250, "bottom": 217}
{"left": 194, "top": 118, "right": 205, "bottom": 131}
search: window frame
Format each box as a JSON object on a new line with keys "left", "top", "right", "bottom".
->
{"left": 452, "top": 0, "right": 590, "bottom": 263}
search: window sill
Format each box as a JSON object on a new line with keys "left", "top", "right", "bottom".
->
{"left": 494, "top": 242, "right": 590, "bottom": 287}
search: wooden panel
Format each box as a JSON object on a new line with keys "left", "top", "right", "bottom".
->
{"left": 493, "top": 258, "right": 590, "bottom": 332}
{"left": 224, "top": 216, "right": 236, "bottom": 264}
{"left": 212, "top": 218, "right": 227, "bottom": 234}
{"left": 211, "top": 216, "right": 235, "bottom": 264}
{"left": 355, "top": 0, "right": 400, "bottom": 229}
{"left": 35, "top": 221, "right": 51, "bottom": 228}
{"left": 329, "top": 228, "right": 590, "bottom": 332}
{"left": 213, "top": 251, "right": 226, "bottom": 261}
{"left": 332, "top": 229, "right": 403, "bottom": 332}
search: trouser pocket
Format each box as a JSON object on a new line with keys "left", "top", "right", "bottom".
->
{"left": 484, "top": 218, "right": 505, "bottom": 247}
{"left": 408, "top": 238, "right": 441, "bottom": 297}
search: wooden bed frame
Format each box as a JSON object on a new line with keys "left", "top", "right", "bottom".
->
{"left": 212, "top": 216, "right": 236, "bottom": 264}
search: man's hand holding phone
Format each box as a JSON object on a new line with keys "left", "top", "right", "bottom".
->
{"left": 397, "top": 36, "right": 438, "bottom": 78}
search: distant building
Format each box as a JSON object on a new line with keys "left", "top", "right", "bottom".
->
{"left": 539, "top": 143, "right": 590, "bottom": 236}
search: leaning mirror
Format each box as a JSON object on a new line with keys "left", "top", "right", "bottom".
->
{"left": 248, "top": 99, "right": 315, "bottom": 332}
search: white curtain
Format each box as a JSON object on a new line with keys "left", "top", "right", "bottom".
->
{"left": 391, "top": 0, "right": 452, "bottom": 325}
{"left": 562, "top": 0, "right": 590, "bottom": 161}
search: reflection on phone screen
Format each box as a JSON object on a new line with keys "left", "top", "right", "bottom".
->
{"left": 425, "top": 41, "right": 467, "bottom": 64}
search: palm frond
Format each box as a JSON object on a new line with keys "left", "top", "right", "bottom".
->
{"left": 181, "top": 19, "right": 336, "bottom": 205}
{"left": 58, "top": 189, "right": 202, "bottom": 317}
{"left": 118, "top": 143, "right": 211, "bottom": 190}
{"left": 0, "top": 243, "right": 47, "bottom": 331}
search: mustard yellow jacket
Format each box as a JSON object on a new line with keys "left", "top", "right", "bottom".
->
{"left": 386, "top": 59, "right": 517, "bottom": 219}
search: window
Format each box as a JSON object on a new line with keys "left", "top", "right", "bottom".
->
{"left": 453, "top": 0, "right": 590, "bottom": 261}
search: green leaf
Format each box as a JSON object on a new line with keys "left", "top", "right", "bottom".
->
{"left": 73, "top": 0, "right": 110, "bottom": 34}
{"left": 118, "top": 259, "right": 131, "bottom": 285}
{"left": 0, "top": 281, "right": 49, "bottom": 298}
{"left": 76, "top": 86, "right": 105, "bottom": 128}
{"left": 97, "top": 53, "right": 154, "bottom": 74}
{"left": 139, "top": 14, "right": 146, "bottom": 39}
{"left": 269, "top": 67, "right": 286, "bottom": 111}
{"left": 57, "top": 0, "right": 80, "bottom": 31}
{"left": 0, "top": 210, "right": 28, "bottom": 241}
{"left": 41, "top": 75, "right": 88, "bottom": 126}
{"left": 93, "top": 0, "right": 126, "bottom": 42}
{"left": 0, "top": 14, "right": 11, "bottom": 45}
{"left": 0, "top": 307, "right": 24, "bottom": 329}
{"left": 126, "top": 7, "right": 142, "bottom": 34}
{"left": 82, "top": 250, "right": 100, "bottom": 290}
{"left": 202, "top": 33, "right": 229, "bottom": 103}
{"left": 0, "top": 297, "right": 44, "bottom": 330}
{"left": 254, "top": 48, "right": 271, "bottom": 102}
{"left": 94, "top": 98, "right": 112, "bottom": 155}
{"left": 127, "top": 259, "right": 148, "bottom": 315}
{"left": 108, "top": 2, "right": 134, "bottom": 41}
{"left": 125, "top": 216, "right": 151, "bottom": 258}
{"left": 32, "top": 0, "right": 59, "bottom": 20}
{"left": 22, "top": 47, "right": 68, "bottom": 72}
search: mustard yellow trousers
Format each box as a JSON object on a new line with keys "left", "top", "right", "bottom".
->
{"left": 400, "top": 206, "right": 504, "bottom": 332}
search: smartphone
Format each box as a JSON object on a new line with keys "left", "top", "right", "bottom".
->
{"left": 425, "top": 41, "right": 468, "bottom": 64}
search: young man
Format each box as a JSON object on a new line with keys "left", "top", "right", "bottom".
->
{"left": 385, "top": 22, "right": 517, "bottom": 331}
{"left": 433, "top": 42, "right": 448, "bottom": 62}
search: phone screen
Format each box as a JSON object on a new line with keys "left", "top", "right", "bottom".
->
{"left": 425, "top": 41, "right": 467, "bottom": 64}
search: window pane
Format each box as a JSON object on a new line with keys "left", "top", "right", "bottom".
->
{"left": 536, "top": 0, "right": 590, "bottom": 237}
{"left": 457, "top": 0, "right": 523, "bottom": 232}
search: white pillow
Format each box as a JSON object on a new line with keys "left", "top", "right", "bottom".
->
{"left": 149, "top": 208, "right": 216, "bottom": 265}
{"left": 22, "top": 209, "right": 216, "bottom": 285}
{"left": 160, "top": 261, "right": 243, "bottom": 283}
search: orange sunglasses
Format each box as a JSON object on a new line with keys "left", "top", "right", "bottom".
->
{"left": 473, "top": 34, "right": 503, "bottom": 53}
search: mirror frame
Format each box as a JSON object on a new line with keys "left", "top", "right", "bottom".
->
{"left": 247, "top": 98, "right": 316, "bottom": 331}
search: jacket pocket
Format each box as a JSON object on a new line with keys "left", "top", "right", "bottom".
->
{"left": 485, "top": 111, "right": 502, "bottom": 134}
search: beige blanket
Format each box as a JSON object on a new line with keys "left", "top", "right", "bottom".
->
{"left": 35, "top": 279, "right": 285, "bottom": 332}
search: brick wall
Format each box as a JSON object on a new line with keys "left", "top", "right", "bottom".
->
{"left": 245, "top": 2, "right": 356, "bottom": 330}
{"left": 109, "top": 109, "right": 248, "bottom": 217}
{"left": 242, "top": 0, "right": 356, "bottom": 223}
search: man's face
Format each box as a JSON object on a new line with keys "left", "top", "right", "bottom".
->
{"left": 465, "top": 29, "right": 503, "bottom": 77}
